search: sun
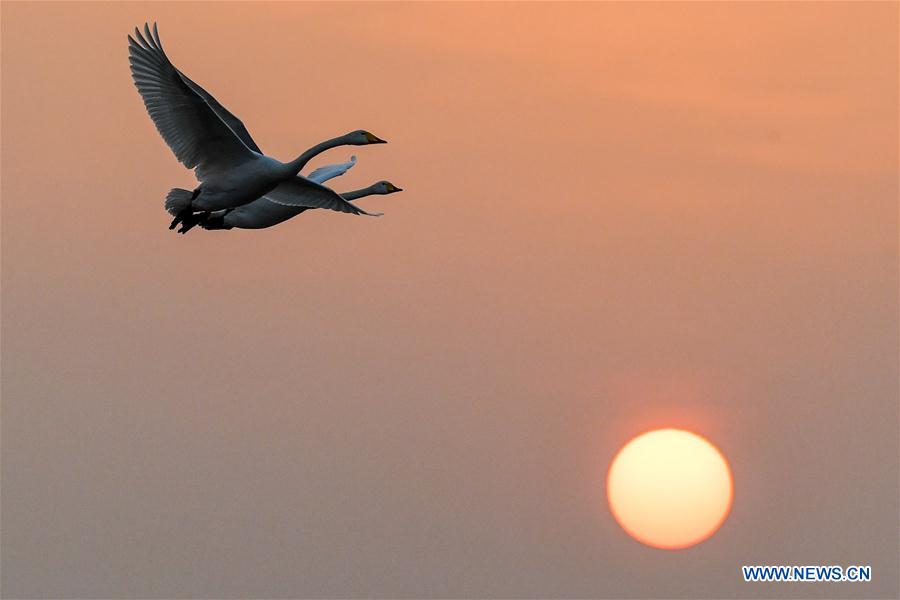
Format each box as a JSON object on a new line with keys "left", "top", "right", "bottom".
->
{"left": 606, "top": 429, "right": 733, "bottom": 549}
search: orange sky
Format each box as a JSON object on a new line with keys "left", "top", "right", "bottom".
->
{"left": 2, "top": 2, "right": 897, "bottom": 598}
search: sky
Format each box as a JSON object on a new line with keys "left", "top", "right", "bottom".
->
{"left": 2, "top": 2, "right": 898, "bottom": 598}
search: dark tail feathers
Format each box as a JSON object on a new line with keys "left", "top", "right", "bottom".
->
{"left": 165, "top": 188, "right": 194, "bottom": 216}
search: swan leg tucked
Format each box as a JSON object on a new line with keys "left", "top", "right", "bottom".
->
{"left": 178, "top": 211, "right": 210, "bottom": 234}
{"left": 169, "top": 208, "right": 188, "bottom": 230}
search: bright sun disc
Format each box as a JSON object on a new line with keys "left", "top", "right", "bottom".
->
{"left": 607, "top": 429, "right": 733, "bottom": 549}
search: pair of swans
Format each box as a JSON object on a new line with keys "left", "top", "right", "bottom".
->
{"left": 128, "top": 23, "right": 401, "bottom": 233}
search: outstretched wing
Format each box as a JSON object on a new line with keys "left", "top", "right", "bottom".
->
{"left": 306, "top": 156, "right": 357, "bottom": 184}
{"left": 263, "top": 177, "right": 382, "bottom": 216}
{"left": 175, "top": 69, "right": 262, "bottom": 154}
{"left": 128, "top": 23, "right": 257, "bottom": 180}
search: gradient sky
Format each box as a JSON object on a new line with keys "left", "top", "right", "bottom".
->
{"left": 2, "top": 2, "right": 898, "bottom": 598}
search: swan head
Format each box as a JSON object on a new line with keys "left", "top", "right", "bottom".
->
{"left": 346, "top": 130, "right": 387, "bottom": 145}
{"left": 370, "top": 180, "right": 403, "bottom": 194}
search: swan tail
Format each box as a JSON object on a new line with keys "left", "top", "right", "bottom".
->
{"left": 165, "top": 188, "right": 194, "bottom": 216}
{"left": 165, "top": 187, "right": 201, "bottom": 230}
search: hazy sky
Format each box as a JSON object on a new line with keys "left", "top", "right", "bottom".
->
{"left": 2, "top": 2, "right": 897, "bottom": 598}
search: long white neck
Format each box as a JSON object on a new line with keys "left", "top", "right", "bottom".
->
{"left": 283, "top": 135, "right": 351, "bottom": 176}
{"left": 341, "top": 186, "right": 378, "bottom": 201}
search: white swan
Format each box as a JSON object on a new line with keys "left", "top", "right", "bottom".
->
{"left": 196, "top": 154, "right": 388, "bottom": 230}
{"left": 192, "top": 154, "right": 361, "bottom": 231}
{"left": 128, "top": 23, "right": 389, "bottom": 232}
{"left": 201, "top": 180, "right": 403, "bottom": 230}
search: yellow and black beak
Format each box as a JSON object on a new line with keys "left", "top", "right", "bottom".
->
{"left": 387, "top": 183, "right": 403, "bottom": 192}
{"left": 365, "top": 132, "right": 388, "bottom": 144}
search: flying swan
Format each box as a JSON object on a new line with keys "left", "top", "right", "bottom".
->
{"left": 195, "top": 155, "right": 399, "bottom": 230}
{"left": 201, "top": 180, "right": 403, "bottom": 230}
{"left": 128, "top": 23, "right": 390, "bottom": 232}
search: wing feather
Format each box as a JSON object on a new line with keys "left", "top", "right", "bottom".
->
{"left": 173, "top": 68, "right": 262, "bottom": 154}
{"left": 128, "top": 23, "right": 256, "bottom": 179}
{"left": 306, "top": 156, "right": 357, "bottom": 184}
{"left": 264, "top": 177, "right": 382, "bottom": 217}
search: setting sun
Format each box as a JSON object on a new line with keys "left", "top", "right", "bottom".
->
{"left": 607, "top": 429, "right": 733, "bottom": 550}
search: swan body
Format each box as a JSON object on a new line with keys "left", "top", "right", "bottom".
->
{"left": 190, "top": 155, "right": 287, "bottom": 212}
{"left": 203, "top": 181, "right": 403, "bottom": 231}
{"left": 127, "top": 23, "right": 389, "bottom": 231}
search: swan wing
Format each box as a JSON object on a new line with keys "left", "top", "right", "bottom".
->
{"left": 307, "top": 156, "right": 357, "bottom": 184}
{"left": 263, "top": 177, "right": 382, "bottom": 217}
{"left": 174, "top": 68, "right": 262, "bottom": 154}
{"left": 128, "top": 23, "right": 257, "bottom": 180}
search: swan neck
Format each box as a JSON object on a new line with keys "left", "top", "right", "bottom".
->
{"left": 285, "top": 135, "right": 348, "bottom": 175}
{"left": 341, "top": 187, "right": 374, "bottom": 201}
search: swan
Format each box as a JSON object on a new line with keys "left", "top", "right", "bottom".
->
{"left": 192, "top": 154, "right": 361, "bottom": 231}
{"left": 195, "top": 154, "right": 389, "bottom": 231}
{"left": 200, "top": 180, "right": 403, "bottom": 230}
{"left": 128, "top": 23, "right": 389, "bottom": 232}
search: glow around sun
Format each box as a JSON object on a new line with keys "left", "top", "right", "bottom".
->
{"left": 607, "top": 428, "right": 733, "bottom": 549}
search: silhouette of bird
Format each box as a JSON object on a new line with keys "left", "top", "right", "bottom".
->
{"left": 128, "top": 23, "right": 390, "bottom": 233}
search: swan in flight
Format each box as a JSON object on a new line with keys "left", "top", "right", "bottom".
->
{"left": 128, "top": 23, "right": 390, "bottom": 232}
{"left": 201, "top": 180, "right": 403, "bottom": 231}
{"left": 195, "top": 155, "right": 400, "bottom": 231}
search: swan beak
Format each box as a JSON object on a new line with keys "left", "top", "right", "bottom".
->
{"left": 366, "top": 132, "right": 388, "bottom": 144}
